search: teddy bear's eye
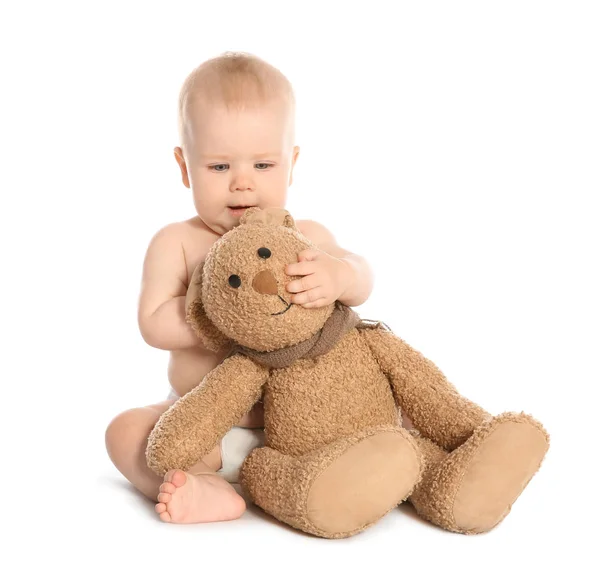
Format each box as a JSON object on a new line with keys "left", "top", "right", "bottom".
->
{"left": 257, "top": 247, "right": 271, "bottom": 259}
{"left": 228, "top": 274, "right": 242, "bottom": 288}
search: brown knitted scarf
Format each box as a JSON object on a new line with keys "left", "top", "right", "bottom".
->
{"left": 227, "top": 302, "right": 391, "bottom": 369}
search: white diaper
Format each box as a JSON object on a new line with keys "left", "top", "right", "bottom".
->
{"left": 166, "top": 388, "right": 265, "bottom": 483}
{"left": 218, "top": 426, "right": 265, "bottom": 483}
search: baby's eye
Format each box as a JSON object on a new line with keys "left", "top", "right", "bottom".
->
{"left": 210, "top": 164, "right": 229, "bottom": 172}
{"left": 255, "top": 163, "right": 273, "bottom": 170}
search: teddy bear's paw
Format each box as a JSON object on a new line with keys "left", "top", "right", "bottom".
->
{"left": 451, "top": 412, "right": 549, "bottom": 534}
{"left": 306, "top": 429, "right": 422, "bottom": 537}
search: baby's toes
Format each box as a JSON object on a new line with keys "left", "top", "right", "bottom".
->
{"left": 170, "top": 470, "right": 188, "bottom": 488}
{"left": 157, "top": 492, "right": 172, "bottom": 504}
{"left": 159, "top": 480, "right": 176, "bottom": 494}
{"left": 163, "top": 469, "right": 179, "bottom": 483}
{"left": 155, "top": 502, "right": 172, "bottom": 522}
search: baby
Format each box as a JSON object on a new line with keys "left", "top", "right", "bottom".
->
{"left": 105, "top": 52, "right": 375, "bottom": 524}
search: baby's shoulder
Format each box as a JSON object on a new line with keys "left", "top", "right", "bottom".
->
{"left": 148, "top": 217, "right": 215, "bottom": 253}
{"left": 144, "top": 217, "right": 216, "bottom": 284}
{"left": 294, "top": 219, "right": 336, "bottom": 246}
{"left": 149, "top": 216, "right": 206, "bottom": 241}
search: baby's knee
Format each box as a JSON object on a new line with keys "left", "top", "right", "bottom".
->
{"left": 105, "top": 407, "right": 154, "bottom": 457}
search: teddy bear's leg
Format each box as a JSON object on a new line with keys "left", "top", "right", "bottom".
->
{"left": 407, "top": 412, "right": 549, "bottom": 534}
{"left": 239, "top": 425, "right": 422, "bottom": 539}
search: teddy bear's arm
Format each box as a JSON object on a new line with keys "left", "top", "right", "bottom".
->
{"left": 361, "top": 326, "right": 492, "bottom": 451}
{"left": 146, "top": 353, "right": 269, "bottom": 476}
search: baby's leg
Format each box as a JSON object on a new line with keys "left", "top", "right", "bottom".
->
{"left": 105, "top": 400, "right": 246, "bottom": 523}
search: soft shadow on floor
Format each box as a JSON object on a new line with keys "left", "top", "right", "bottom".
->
{"left": 98, "top": 475, "right": 158, "bottom": 519}
{"left": 235, "top": 484, "right": 328, "bottom": 539}
{"left": 398, "top": 501, "right": 430, "bottom": 525}
{"left": 99, "top": 473, "right": 480, "bottom": 539}
{"left": 99, "top": 474, "right": 314, "bottom": 535}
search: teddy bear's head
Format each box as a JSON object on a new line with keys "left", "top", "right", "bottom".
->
{"left": 185, "top": 207, "right": 336, "bottom": 353}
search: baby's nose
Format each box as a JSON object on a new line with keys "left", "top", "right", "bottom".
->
{"left": 252, "top": 269, "right": 278, "bottom": 295}
{"left": 230, "top": 173, "right": 254, "bottom": 192}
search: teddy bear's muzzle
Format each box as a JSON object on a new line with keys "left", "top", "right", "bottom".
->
{"left": 251, "top": 269, "right": 292, "bottom": 315}
{"left": 252, "top": 269, "right": 279, "bottom": 295}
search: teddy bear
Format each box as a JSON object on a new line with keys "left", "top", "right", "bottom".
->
{"left": 146, "top": 206, "right": 549, "bottom": 539}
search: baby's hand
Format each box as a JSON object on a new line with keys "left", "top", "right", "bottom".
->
{"left": 285, "top": 248, "right": 353, "bottom": 308}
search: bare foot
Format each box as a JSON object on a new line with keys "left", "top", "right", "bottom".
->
{"left": 155, "top": 469, "right": 246, "bottom": 524}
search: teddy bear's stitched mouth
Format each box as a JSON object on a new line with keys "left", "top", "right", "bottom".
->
{"left": 271, "top": 295, "right": 292, "bottom": 316}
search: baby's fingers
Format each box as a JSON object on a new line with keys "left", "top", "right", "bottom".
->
{"left": 297, "top": 248, "right": 321, "bottom": 262}
{"left": 286, "top": 271, "right": 322, "bottom": 294}
{"left": 299, "top": 296, "right": 331, "bottom": 309}
{"left": 286, "top": 260, "right": 317, "bottom": 277}
{"left": 291, "top": 286, "right": 325, "bottom": 305}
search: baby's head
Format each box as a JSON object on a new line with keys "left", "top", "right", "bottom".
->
{"left": 174, "top": 52, "right": 300, "bottom": 236}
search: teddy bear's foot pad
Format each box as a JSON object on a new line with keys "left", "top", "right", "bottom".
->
{"left": 452, "top": 416, "right": 549, "bottom": 534}
{"left": 306, "top": 430, "right": 421, "bottom": 536}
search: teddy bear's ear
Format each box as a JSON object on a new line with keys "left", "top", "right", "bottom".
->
{"left": 239, "top": 206, "right": 262, "bottom": 224}
{"left": 240, "top": 206, "right": 296, "bottom": 229}
{"left": 185, "top": 261, "right": 233, "bottom": 353}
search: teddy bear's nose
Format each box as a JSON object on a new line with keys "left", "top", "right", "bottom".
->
{"left": 252, "top": 269, "right": 279, "bottom": 295}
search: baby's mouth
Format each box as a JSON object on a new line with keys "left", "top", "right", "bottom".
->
{"left": 271, "top": 295, "right": 292, "bottom": 316}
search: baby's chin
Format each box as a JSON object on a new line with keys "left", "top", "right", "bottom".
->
{"left": 195, "top": 213, "right": 232, "bottom": 237}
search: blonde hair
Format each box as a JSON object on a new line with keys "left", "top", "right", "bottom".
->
{"left": 177, "top": 51, "right": 296, "bottom": 148}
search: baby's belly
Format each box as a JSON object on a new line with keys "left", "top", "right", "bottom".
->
{"left": 167, "top": 347, "right": 227, "bottom": 396}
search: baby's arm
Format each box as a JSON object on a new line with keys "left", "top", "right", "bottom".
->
{"left": 138, "top": 224, "right": 202, "bottom": 350}
{"left": 315, "top": 229, "right": 374, "bottom": 307}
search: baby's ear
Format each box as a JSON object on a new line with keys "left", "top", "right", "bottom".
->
{"left": 185, "top": 261, "right": 233, "bottom": 352}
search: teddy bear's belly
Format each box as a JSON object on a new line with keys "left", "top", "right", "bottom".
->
{"left": 263, "top": 329, "right": 399, "bottom": 457}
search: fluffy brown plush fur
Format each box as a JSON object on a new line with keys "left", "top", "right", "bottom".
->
{"left": 146, "top": 207, "right": 549, "bottom": 538}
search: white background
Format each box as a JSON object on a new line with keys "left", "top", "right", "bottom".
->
{"left": 1, "top": 1, "right": 598, "bottom": 576}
